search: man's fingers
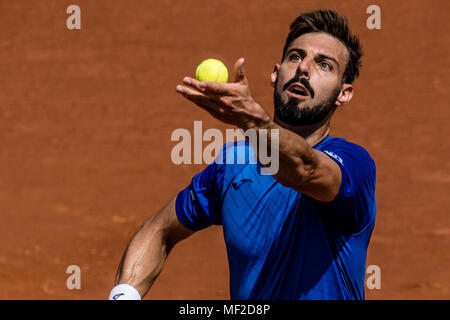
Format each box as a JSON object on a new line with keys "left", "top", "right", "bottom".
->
{"left": 176, "top": 84, "right": 231, "bottom": 115}
{"left": 182, "top": 77, "right": 204, "bottom": 92}
{"left": 200, "top": 81, "right": 232, "bottom": 96}
{"left": 183, "top": 76, "right": 234, "bottom": 97}
{"left": 234, "top": 57, "right": 248, "bottom": 84}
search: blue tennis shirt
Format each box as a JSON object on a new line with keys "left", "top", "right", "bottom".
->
{"left": 175, "top": 135, "right": 376, "bottom": 300}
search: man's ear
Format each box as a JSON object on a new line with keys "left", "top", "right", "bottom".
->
{"left": 335, "top": 83, "right": 353, "bottom": 107}
{"left": 270, "top": 64, "right": 280, "bottom": 88}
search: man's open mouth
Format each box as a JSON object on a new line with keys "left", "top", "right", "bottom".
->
{"left": 287, "top": 83, "right": 309, "bottom": 99}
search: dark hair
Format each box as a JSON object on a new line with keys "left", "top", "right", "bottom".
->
{"left": 282, "top": 10, "right": 362, "bottom": 84}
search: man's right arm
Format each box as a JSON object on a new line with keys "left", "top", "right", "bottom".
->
{"left": 110, "top": 196, "right": 196, "bottom": 299}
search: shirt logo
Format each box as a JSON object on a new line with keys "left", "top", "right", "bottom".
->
{"left": 190, "top": 189, "right": 196, "bottom": 201}
{"left": 323, "top": 150, "right": 343, "bottom": 165}
{"left": 112, "top": 293, "right": 125, "bottom": 300}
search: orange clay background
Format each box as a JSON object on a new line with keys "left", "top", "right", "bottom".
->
{"left": 0, "top": 0, "right": 448, "bottom": 300}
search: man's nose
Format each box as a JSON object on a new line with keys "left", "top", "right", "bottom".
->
{"left": 296, "top": 59, "right": 310, "bottom": 79}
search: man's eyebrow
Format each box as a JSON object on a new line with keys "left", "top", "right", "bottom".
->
{"left": 315, "top": 53, "right": 339, "bottom": 68}
{"left": 285, "top": 47, "right": 306, "bottom": 56}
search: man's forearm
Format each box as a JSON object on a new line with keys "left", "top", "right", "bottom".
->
{"left": 247, "top": 119, "right": 318, "bottom": 189}
{"left": 115, "top": 217, "right": 172, "bottom": 298}
{"left": 111, "top": 197, "right": 195, "bottom": 299}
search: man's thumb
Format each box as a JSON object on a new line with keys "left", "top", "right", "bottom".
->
{"left": 234, "top": 57, "right": 248, "bottom": 84}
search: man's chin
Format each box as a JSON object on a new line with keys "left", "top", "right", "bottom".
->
{"left": 286, "top": 94, "right": 315, "bottom": 110}
{"left": 279, "top": 99, "right": 315, "bottom": 116}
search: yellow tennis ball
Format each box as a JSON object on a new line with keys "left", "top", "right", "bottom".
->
{"left": 195, "top": 58, "right": 228, "bottom": 83}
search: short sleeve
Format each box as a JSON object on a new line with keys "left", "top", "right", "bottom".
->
{"left": 175, "top": 146, "right": 226, "bottom": 231}
{"left": 319, "top": 141, "right": 376, "bottom": 234}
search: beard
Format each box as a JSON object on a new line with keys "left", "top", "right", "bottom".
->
{"left": 274, "top": 80, "right": 341, "bottom": 126}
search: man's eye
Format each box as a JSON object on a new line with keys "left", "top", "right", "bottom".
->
{"left": 319, "top": 62, "right": 332, "bottom": 71}
{"left": 289, "top": 54, "right": 301, "bottom": 62}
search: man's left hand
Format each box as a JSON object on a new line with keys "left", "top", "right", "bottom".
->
{"left": 175, "top": 58, "right": 272, "bottom": 130}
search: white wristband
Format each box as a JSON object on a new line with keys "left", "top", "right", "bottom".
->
{"left": 109, "top": 284, "right": 141, "bottom": 300}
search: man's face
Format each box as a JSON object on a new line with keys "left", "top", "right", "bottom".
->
{"left": 271, "top": 32, "right": 353, "bottom": 126}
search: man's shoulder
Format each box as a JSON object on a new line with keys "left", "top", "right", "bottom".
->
{"left": 317, "top": 136, "right": 375, "bottom": 166}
